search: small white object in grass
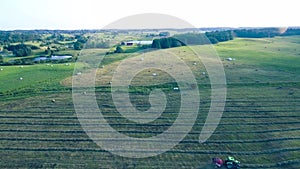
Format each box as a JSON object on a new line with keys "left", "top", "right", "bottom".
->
{"left": 152, "top": 73, "right": 157, "bottom": 76}
{"left": 173, "top": 87, "right": 179, "bottom": 91}
{"left": 50, "top": 65, "right": 54, "bottom": 67}
{"left": 76, "top": 72, "right": 82, "bottom": 75}
{"left": 141, "top": 57, "right": 144, "bottom": 61}
{"left": 19, "top": 77, "right": 23, "bottom": 80}
{"left": 65, "top": 63, "right": 70, "bottom": 66}
{"left": 83, "top": 91, "right": 87, "bottom": 95}
{"left": 51, "top": 99, "right": 56, "bottom": 102}
{"left": 226, "top": 57, "right": 233, "bottom": 61}
{"left": 193, "top": 62, "right": 197, "bottom": 65}
{"left": 0, "top": 68, "right": 3, "bottom": 71}
{"left": 46, "top": 64, "right": 50, "bottom": 66}
{"left": 20, "top": 66, "right": 24, "bottom": 68}
{"left": 202, "top": 72, "right": 206, "bottom": 75}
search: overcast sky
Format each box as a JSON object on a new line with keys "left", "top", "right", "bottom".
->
{"left": 0, "top": 0, "right": 299, "bottom": 30}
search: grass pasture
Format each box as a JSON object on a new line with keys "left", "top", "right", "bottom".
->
{"left": 0, "top": 63, "right": 85, "bottom": 99}
{"left": 0, "top": 36, "right": 299, "bottom": 168}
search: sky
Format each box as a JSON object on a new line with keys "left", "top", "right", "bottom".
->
{"left": 0, "top": 0, "right": 299, "bottom": 30}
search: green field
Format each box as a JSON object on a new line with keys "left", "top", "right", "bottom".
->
{"left": 0, "top": 36, "right": 299, "bottom": 168}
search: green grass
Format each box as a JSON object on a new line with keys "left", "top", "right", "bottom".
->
{"left": 0, "top": 36, "right": 299, "bottom": 168}
{"left": 0, "top": 63, "right": 85, "bottom": 98}
{"left": 215, "top": 37, "right": 300, "bottom": 84}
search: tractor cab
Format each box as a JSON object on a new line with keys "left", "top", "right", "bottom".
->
{"left": 224, "top": 156, "right": 240, "bottom": 169}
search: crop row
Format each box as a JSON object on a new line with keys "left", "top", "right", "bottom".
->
{"left": 0, "top": 136, "right": 299, "bottom": 144}
{"left": 0, "top": 127, "right": 299, "bottom": 135}
{"left": 243, "top": 159, "right": 300, "bottom": 168}
{"left": 0, "top": 121, "right": 299, "bottom": 126}
{"left": 0, "top": 147, "right": 299, "bottom": 156}
{"left": 0, "top": 114, "right": 299, "bottom": 122}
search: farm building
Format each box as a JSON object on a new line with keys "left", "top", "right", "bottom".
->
{"left": 121, "top": 40, "right": 153, "bottom": 46}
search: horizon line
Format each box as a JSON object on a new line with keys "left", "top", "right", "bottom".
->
{"left": 1, "top": 26, "right": 299, "bottom": 31}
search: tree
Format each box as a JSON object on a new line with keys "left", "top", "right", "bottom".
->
{"left": 75, "top": 35, "right": 88, "bottom": 43}
{"left": 207, "top": 37, "right": 219, "bottom": 44}
{"left": 74, "top": 41, "right": 83, "bottom": 50}
{"left": 0, "top": 55, "right": 3, "bottom": 63}
{"left": 45, "top": 46, "right": 51, "bottom": 55}
{"left": 160, "top": 38, "right": 171, "bottom": 48}
{"left": 152, "top": 39, "right": 161, "bottom": 49}
{"left": 115, "top": 45, "right": 123, "bottom": 53}
{"left": 170, "top": 37, "right": 183, "bottom": 47}
{"left": 159, "top": 32, "right": 170, "bottom": 37}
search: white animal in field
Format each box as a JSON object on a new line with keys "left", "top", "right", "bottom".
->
{"left": 226, "top": 57, "right": 236, "bottom": 61}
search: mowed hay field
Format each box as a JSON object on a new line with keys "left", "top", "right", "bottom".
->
{"left": 0, "top": 36, "right": 299, "bottom": 168}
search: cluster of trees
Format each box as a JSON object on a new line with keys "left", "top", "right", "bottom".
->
{"left": 0, "top": 31, "right": 90, "bottom": 51}
{"left": 73, "top": 35, "right": 88, "bottom": 50}
{"left": 5, "top": 44, "right": 32, "bottom": 57}
{"left": 152, "top": 37, "right": 185, "bottom": 49}
{"left": 73, "top": 42, "right": 83, "bottom": 50}
{"left": 44, "top": 46, "right": 53, "bottom": 56}
{"left": 172, "top": 33, "right": 209, "bottom": 45}
{"left": 146, "top": 31, "right": 170, "bottom": 38}
{"left": 205, "top": 30, "right": 233, "bottom": 43}
{"left": 159, "top": 32, "right": 170, "bottom": 37}
{"left": 0, "top": 56, "right": 75, "bottom": 66}
{"left": 3, "top": 57, "right": 34, "bottom": 65}
{"left": 46, "top": 33, "right": 74, "bottom": 42}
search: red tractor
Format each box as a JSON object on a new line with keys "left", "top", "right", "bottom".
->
{"left": 212, "top": 157, "right": 223, "bottom": 168}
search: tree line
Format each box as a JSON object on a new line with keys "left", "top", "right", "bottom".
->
{"left": 151, "top": 27, "right": 300, "bottom": 50}
{"left": 233, "top": 27, "right": 300, "bottom": 38}
{"left": 151, "top": 30, "right": 234, "bottom": 49}
{"left": 0, "top": 32, "right": 42, "bottom": 45}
